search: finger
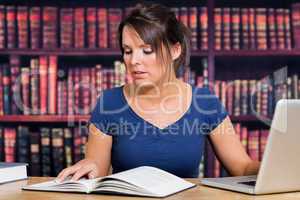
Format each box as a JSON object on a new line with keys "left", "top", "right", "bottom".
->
{"left": 71, "top": 166, "right": 93, "bottom": 181}
{"left": 57, "top": 165, "right": 81, "bottom": 182}
{"left": 87, "top": 170, "right": 97, "bottom": 179}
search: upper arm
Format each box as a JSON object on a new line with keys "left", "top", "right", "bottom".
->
{"left": 85, "top": 123, "right": 113, "bottom": 176}
{"left": 209, "top": 116, "right": 252, "bottom": 176}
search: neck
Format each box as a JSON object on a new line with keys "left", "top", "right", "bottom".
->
{"left": 127, "top": 78, "right": 185, "bottom": 103}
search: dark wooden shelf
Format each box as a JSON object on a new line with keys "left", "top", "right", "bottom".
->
{"left": 0, "top": 49, "right": 208, "bottom": 57}
{"left": 215, "top": 49, "right": 300, "bottom": 57}
{"left": 0, "top": 115, "right": 90, "bottom": 122}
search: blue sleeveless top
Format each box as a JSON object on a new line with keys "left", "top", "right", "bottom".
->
{"left": 89, "top": 85, "right": 227, "bottom": 178}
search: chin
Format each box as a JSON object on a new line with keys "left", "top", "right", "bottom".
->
{"left": 132, "top": 79, "right": 157, "bottom": 89}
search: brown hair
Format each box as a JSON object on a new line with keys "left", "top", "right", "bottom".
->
{"left": 118, "top": 2, "right": 191, "bottom": 75}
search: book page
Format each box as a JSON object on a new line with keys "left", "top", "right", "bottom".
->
{"left": 22, "top": 177, "right": 103, "bottom": 193}
{"left": 102, "top": 166, "right": 195, "bottom": 197}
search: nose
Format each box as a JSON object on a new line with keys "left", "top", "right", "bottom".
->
{"left": 130, "top": 50, "right": 141, "bottom": 66}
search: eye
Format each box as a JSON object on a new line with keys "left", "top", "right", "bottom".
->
{"left": 124, "top": 49, "right": 132, "bottom": 55}
{"left": 143, "top": 48, "right": 153, "bottom": 55}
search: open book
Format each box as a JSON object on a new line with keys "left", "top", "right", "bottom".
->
{"left": 22, "top": 166, "right": 196, "bottom": 197}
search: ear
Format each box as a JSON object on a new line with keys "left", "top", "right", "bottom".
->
{"left": 171, "top": 42, "right": 182, "bottom": 61}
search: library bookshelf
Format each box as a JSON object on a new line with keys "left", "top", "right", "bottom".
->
{"left": 0, "top": 0, "right": 299, "bottom": 178}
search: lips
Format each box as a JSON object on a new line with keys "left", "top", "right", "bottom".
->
{"left": 132, "top": 71, "right": 147, "bottom": 79}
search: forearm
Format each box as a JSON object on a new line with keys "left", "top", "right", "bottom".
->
{"left": 243, "top": 160, "right": 260, "bottom": 176}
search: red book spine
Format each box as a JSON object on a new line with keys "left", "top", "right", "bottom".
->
{"left": 233, "top": 80, "right": 241, "bottom": 116}
{"left": 6, "top": 6, "right": 17, "bottom": 48}
{"left": 292, "top": 4, "right": 300, "bottom": 49}
{"left": 199, "top": 7, "right": 208, "bottom": 50}
{"left": 0, "top": 5, "right": 5, "bottom": 48}
{"left": 67, "top": 68, "right": 74, "bottom": 115}
{"left": 256, "top": 8, "right": 267, "bottom": 50}
{"left": 90, "top": 68, "right": 97, "bottom": 111}
{"left": 95, "top": 64, "right": 102, "bottom": 97}
{"left": 276, "top": 9, "right": 285, "bottom": 50}
{"left": 81, "top": 68, "right": 91, "bottom": 115}
{"left": 214, "top": 8, "right": 222, "bottom": 50}
{"left": 267, "top": 8, "right": 277, "bottom": 50}
{"left": 241, "top": 8, "right": 249, "bottom": 49}
{"left": 248, "top": 8, "right": 256, "bottom": 49}
{"left": 74, "top": 68, "right": 80, "bottom": 114}
{"left": 108, "top": 8, "right": 122, "bottom": 48}
{"left": 248, "top": 130, "right": 260, "bottom": 161}
{"left": 222, "top": 8, "right": 231, "bottom": 50}
{"left": 43, "top": 7, "right": 57, "bottom": 48}
{"left": 30, "top": 7, "right": 41, "bottom": 49}
{"left": 21, "top": 68, "right": 30, "bottom": 115}
{"left": 30, "top": 58, "right": 40, "bottom": 115}
{"left": 97, "top": 8, "right": 108, "bottom": 48}
{"left": 48, "top": 56, "right": 57, "bottom": 114}
{"left": 17, "top": 6, "right": 29, "bottom": 48}
{"left": 74, "top": 8, "right": 85, "bottom": 48}
{"left": 4, "top": 128, "right": 16, "bottom": 163}
{"left": 259, "top": 130, "right": 269, "bottom": 161}
{"left": 226, "top": 81, "right": 233, "bottom": 115}
{"left": 60, "top": 8, "right": 73, "bottom": 48}
{"left": 284, "top": 9, "right": 292, "bottom": 49}
{"left": 10, "top": 55, "right": 21, "bottom": 114}
{"left": 39, "top": 56, "right": 48, "bottom": 114}
{"left": 189, "top": 7, "right": 198, "bottom": 50}
{"left": 87, "top": 7, "right": 97, "bottom": 48}
{"left": 231, "top": 8, "right": 240, "bottom": 50}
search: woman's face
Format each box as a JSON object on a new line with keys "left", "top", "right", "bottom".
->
{"left": 122, "top": 25, "right": 168, "bottom": 87}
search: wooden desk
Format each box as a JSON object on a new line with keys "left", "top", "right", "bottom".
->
{"left": 1, "top": 177, "right": 300, "bottom": 200}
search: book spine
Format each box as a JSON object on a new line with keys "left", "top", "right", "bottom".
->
{"left": 21, "top": 67, "right": 30, "bottom": 115}
{"left": 30, "top": 131, "right": 41, "bottom": 176}
{"left": 189, "top": 7, "right": 198, "bottom": 51}
{"left": 9, "top": 55, "right": 22, "bottom": 114}
{"left": 97, "top": 8, "right": 108, "bottom": 48}
{"left": 16, "top": 126, "right": 30, "bottom": 163}
{"left": 17, "top": 6, "right": 29, "bottom": 48}
{"left": 30, "top": 7, "right": 41, "bottom": 49}
{"left": 48, "top": 56, "right": 57, "bottom": 115}
{"left": 74, "top": 8, "right": 85, "bottom": 48}
{"left": 87, "top": 7, "right": 97, "bottom": 48}
{"left": 41, "top": 127, "right": 52, "bottom": 176}
{"left": 0, "top": 5, "right": 6, "bottom": 48}
{"left": 52, "top": 128, "right": 65, "bottom": 176}
{"left": 30, "top": 58, "right": 40, "bottom": 115}
{"left": 199, "top": 7, "right": 208, "bottom": 50}
{"left": 60, "top": 8, "right": 73, "bottom": 49}
{"left": 6, "top": 6, "right": 17, "bottom": 48}
{"left": 39, "top": 56, "right": 48, "bottom": 114}
{"left": 214, "top": 8, "right": 222, "bottom": 50}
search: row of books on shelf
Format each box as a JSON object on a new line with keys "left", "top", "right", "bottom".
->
{"left": 0, "top": 56, "right": 209, "bottom": 116}
{"left": 0, "top": 125, "right": 88, "bottom": 177}
{"left": 0, "top": 123, "right": 269, "bottom": 178}
{"left": 0, "top": 57, "right": 294, "bottom": 118}
{"left": 204, "top": 123, "right": 269, "bottom": 178}
{"left": 0, "top": 5, "right": 208, "bottom": 50}
{"left": 214, "top": 7, "right": 295, "bottom": 50}
{"left": 213, "top": 72, "right": 299, "bottom": 118}
{"left": 1, "top": 4, "right": 300, "bottom": 51}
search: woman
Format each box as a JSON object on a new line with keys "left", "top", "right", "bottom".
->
{"left": 57, "top": 2, "right": 260, "bottom": 182}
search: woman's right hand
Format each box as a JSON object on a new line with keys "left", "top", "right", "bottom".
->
{"left": 56, "top": 158, "right": 100, "bottom": 182}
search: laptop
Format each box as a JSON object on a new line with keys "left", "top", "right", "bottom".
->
{"left": 201, "top": 99, "right": 300, "bottom": 194}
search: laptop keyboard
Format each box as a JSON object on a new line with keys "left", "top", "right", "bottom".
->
{"left": 238, "top": 181, "right": 256, "bottom": 186}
